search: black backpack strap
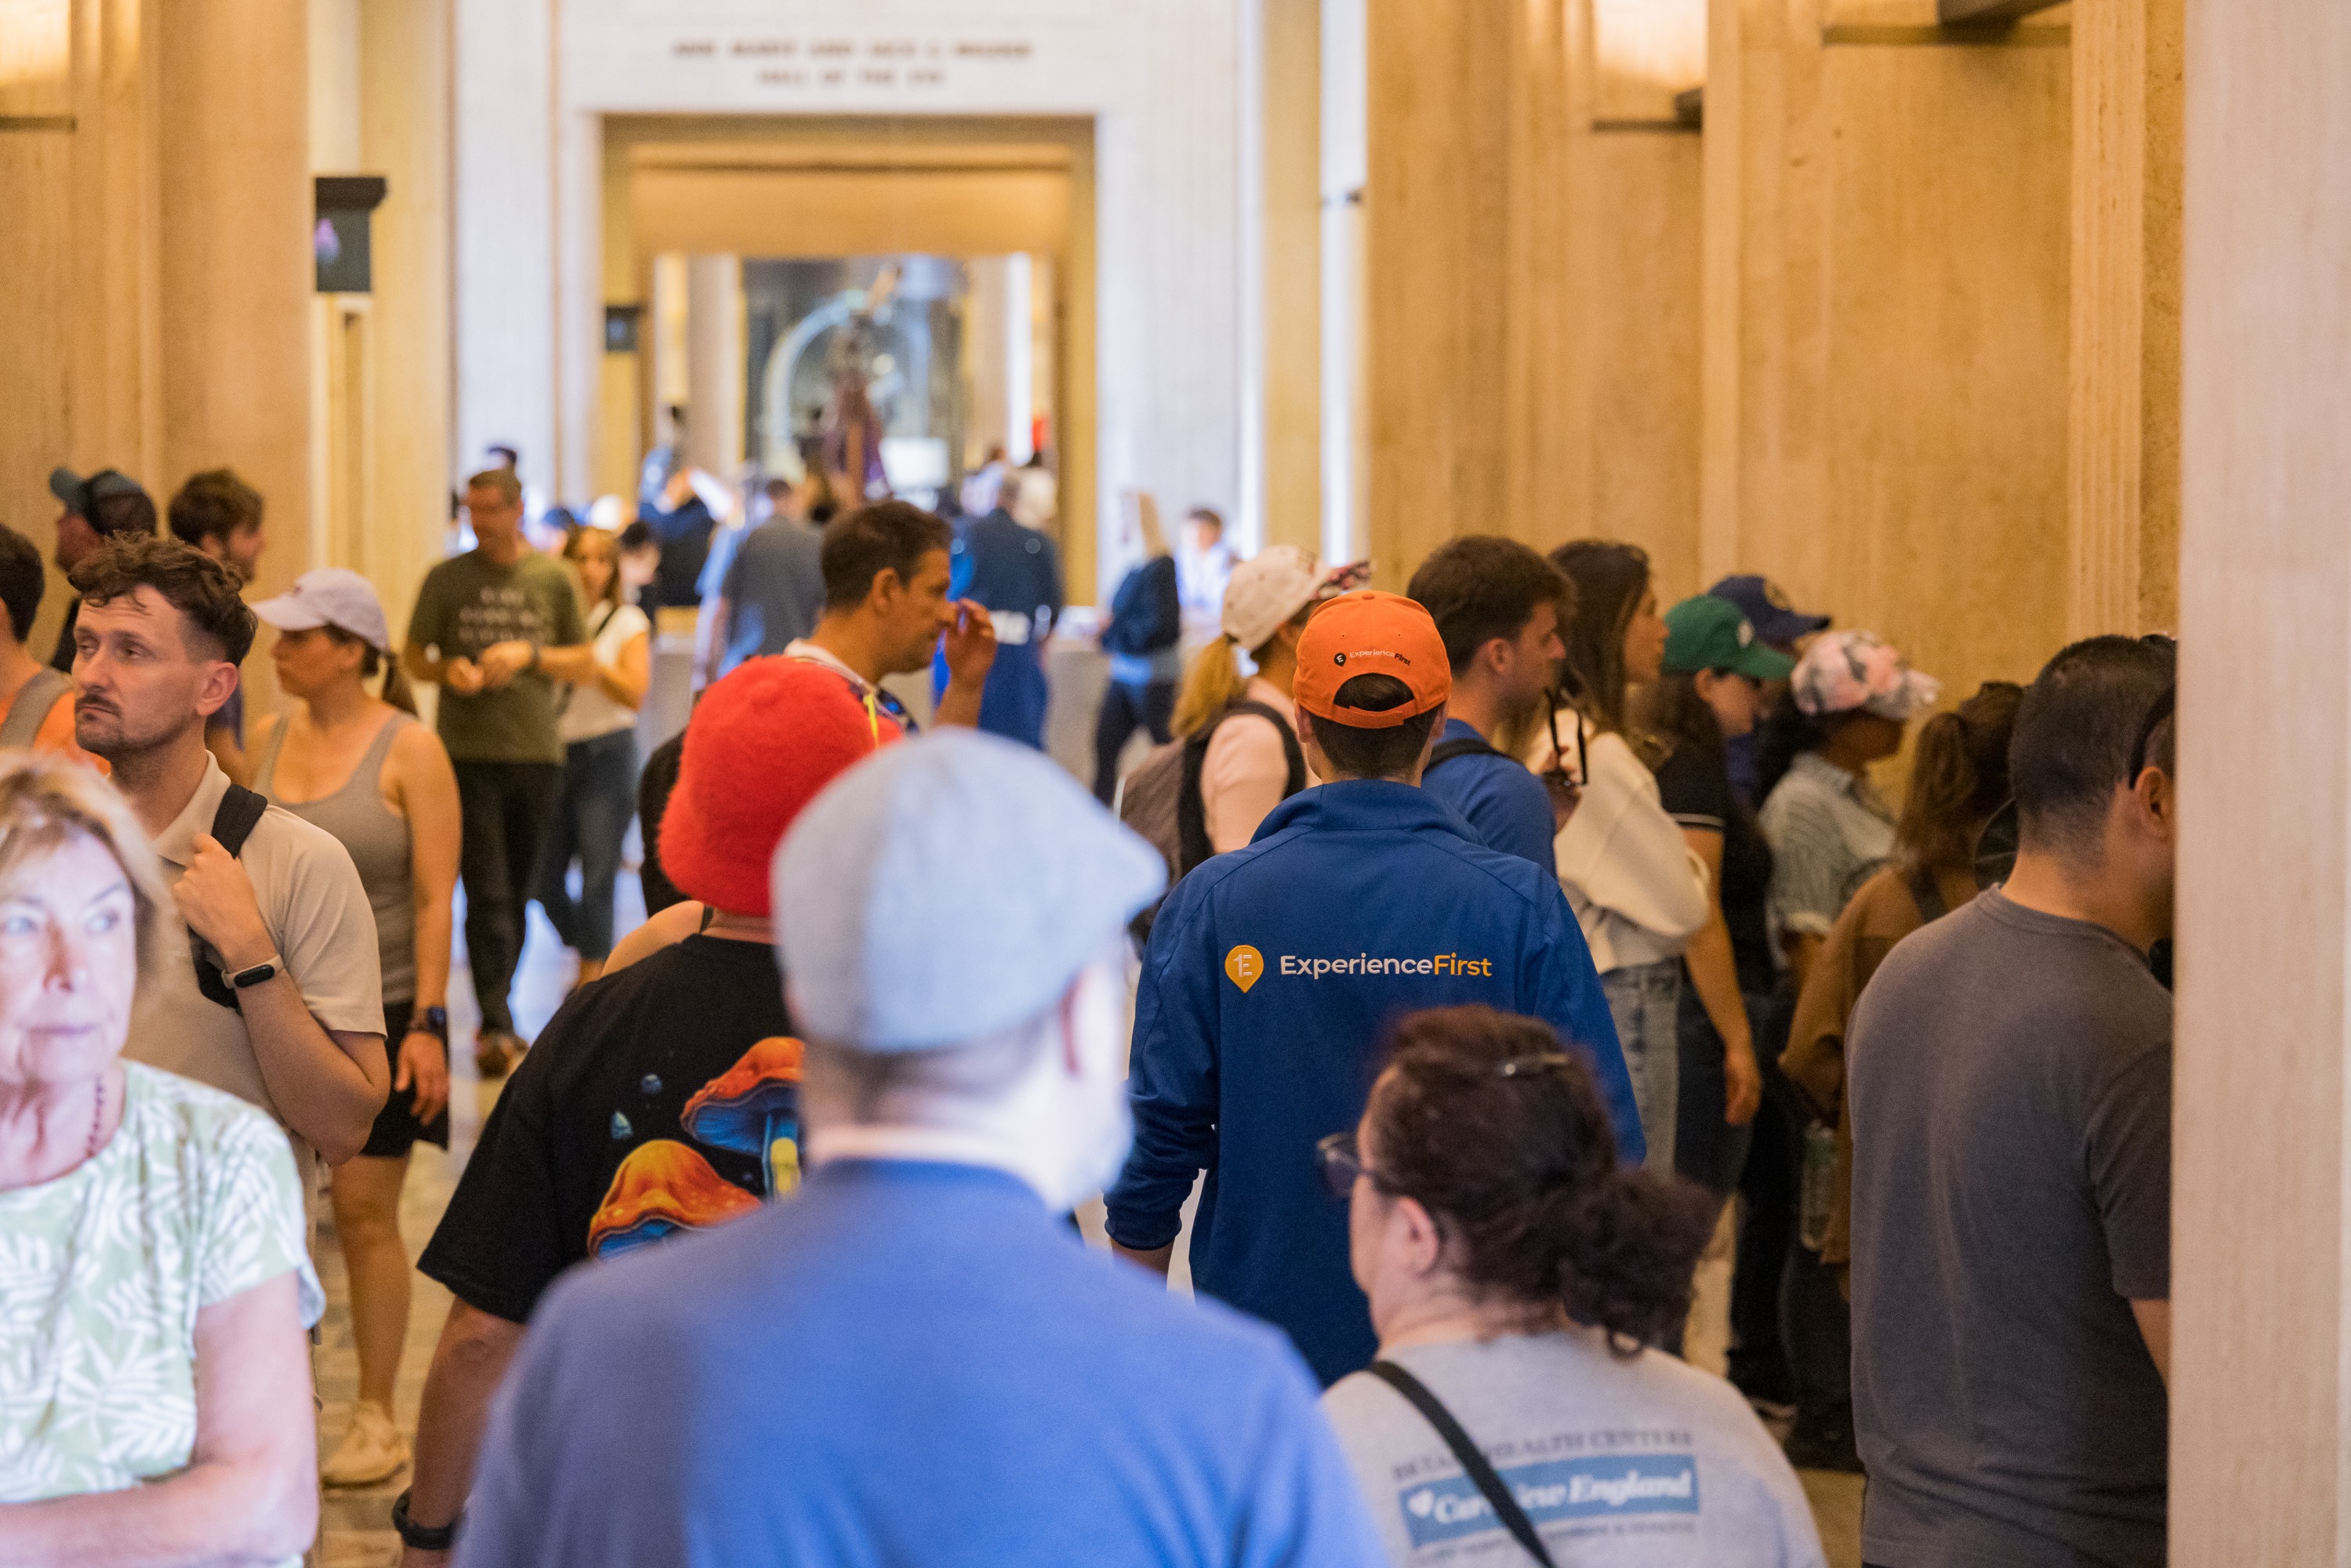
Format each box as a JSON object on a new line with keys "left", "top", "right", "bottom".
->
{"left": 1174, "top": 699, "right": 1308, "bottom": 877}
{"left": 1367, "top": 1361, "right": 1557, "bottom": 1568}
{"left": 210, "top": 783, "right": 270, "bottom": 858}
{"left": 1906, "top": 863, "right": 1949, "bottom": 925}
{"left": 1427, "top": 734, "right": 1501, "bottom": 772}
{"left": 193, "top": 785, "right": 272, "bottom": 1011}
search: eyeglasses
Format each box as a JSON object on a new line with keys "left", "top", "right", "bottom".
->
{"left": 1315, "top": 1131, "right": 1376, "bottom": 1200}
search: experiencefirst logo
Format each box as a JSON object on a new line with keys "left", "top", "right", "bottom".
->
{"left": 1223, "top": 945, "right": 1493, "bottom": 993}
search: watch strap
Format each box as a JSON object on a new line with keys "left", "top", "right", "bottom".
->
{"left": 227, "top": 954, "right": 283, "bottom": 989}
{"left": 391, "top": 1489, "right": 459, "bottom": 1552}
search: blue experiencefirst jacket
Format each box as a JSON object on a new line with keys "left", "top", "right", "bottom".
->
{"left": 1104, "top": 779, "right": 1641, "bottom": 1387}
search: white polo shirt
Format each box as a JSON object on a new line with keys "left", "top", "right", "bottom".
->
{"left": 124, "top": 756, "right": 385, "bottom": 1186}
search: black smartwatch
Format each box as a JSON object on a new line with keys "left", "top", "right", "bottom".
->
{"left": 227, "top": 954, "right": 281, "bottom": 990}
{"left": 391, "top": 1489, "right": 459, "bottom": 1552}
{"left": 411, "top": 1004, "right": 450, "bottom": 1042}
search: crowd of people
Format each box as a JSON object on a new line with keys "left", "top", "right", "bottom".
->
{"left": 0, "top": 453, "right": 2175, "bottom": 1568}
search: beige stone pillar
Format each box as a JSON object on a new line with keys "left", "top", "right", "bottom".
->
{"left": 361, "top": 0, "right": 453, "bottom": 638}
{"left": 1260, "top": 0, "right": 1323, "bottom": 554}
{"left": 2173, "top": 0, "right": 2351, "bottom": 1556}
{"left": 683, "top": 254, "right": 745, "bottom": 480}
{"left": 154, "top": 0, "right": 314, "bottom": 604}
{"left": 2067, "top": 0, "right": 2184, "bottom": 638}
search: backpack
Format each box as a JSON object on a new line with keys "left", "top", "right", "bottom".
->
{"left": 0, "top": 667, "right": 71, "bottom": 750}
{"left": 1118, "top": 699, "right": 1307, "bottom": 947}
{"left": 192, "top": 784, "right": 273, "bottom": 1011}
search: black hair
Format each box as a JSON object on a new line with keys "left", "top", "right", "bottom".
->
{"left": 820, "top": 501, "right": 953, "bottom": 611}
{"left": 618, "top": 520, "right": 656, "bottom": 554}
{"left": 1312, "top": 672, "right": 1441, "bottom": 780}
{"left": 1407, "top": 535, "right": 1574, "bottom": 676}
{"left": 1549, "top": 540, "right": 1650, "bottom": 738}
{"left": 1897, "top": 681, "right": 2023, "bottom": 872}
{"left": 1754, "top": 699, "right": 1865, "bottom": 802}
{"left": 166, "top": 469, "right": 263, "bottom": 554}
{"left": 69, "top": 534, "right": 256, "bottom": 664}
{"left": 88, "top": 488, "right": 158, "bottom": 542}
{"left": 1370, "top": 1006, "right": 1717, "bottom": 1348}
{"left": 0, "top": 525, "right": 44, "bottom": 644}
{"left": 2011, "top": 635, "right": 2177, "bottom": 856}
{"left": 318, "top": 624, "right": 418, "bottom": 714}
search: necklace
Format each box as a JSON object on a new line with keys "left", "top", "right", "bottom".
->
{"left": 87, "top": 1073, "right": 105, "bottom": 1162}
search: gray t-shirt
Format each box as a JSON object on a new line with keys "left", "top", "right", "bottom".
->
{"left": 721, "top": 517, "right": 827, "bottom": 671}
{"left": 1848, "top": 889, "right": 2171, "bottom": 1568}
{"left": 1322, "top": 1332, "right": 1825, "bottom": 1568}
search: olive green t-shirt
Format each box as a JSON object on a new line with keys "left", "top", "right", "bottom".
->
{"left": 406, "top": 549, "right": 586, "bottom": 763}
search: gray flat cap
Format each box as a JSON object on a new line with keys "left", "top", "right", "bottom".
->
{"left": 771, "top": 728, "right": 1166, "bottom": 1051}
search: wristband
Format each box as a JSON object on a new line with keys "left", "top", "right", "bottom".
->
{"left": 525, "top": 642, "right": 542, "bottom": 673}
{"left": 391, "top": 1489, "right": 459, "bottom": 1552}
{"left": 409, "top": 1004, "right": 449, "bottom": 1042}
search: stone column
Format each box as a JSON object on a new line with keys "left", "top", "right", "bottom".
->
{"left": 2067, "top": 0, "right": 2184, "bottom": 637}
{"left": 683, "top": 254, "right": 744, "bottom": 479}
{"left": 2174, "top": 0, "right": 2351, "bottom": 1555}
{"left": 154, "top": 0, "right": 314, "bottom": 604}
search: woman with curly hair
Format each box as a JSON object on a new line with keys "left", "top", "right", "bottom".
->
{"left": 1320, "top": 1005, "right": 1827, "bottom": 1567}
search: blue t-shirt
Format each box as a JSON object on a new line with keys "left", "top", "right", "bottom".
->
{"left": 1420, "top": 717, "right": 1555, "bottom": 869}
{"left": 459, "top": 1159, "right": 1381, "bottom": 1568}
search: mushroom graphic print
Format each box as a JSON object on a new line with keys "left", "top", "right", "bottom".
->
{"left": 682, "top": 1036, "right": 807, "bottom": 1196}
{"left": 586, "top": 1141, "right": 761, "bottom": 1258}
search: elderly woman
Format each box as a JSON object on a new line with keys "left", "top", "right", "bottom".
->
{"left": 0, "top": 756, "right": 320, "bottom": 1565}
{"left": 1320, "top": 1005, "right": 1825, "bottom": 1567}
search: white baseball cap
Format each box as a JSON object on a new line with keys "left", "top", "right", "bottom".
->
{"left": 252, "top": 568, "right": 392, "bottom": 653}
{"left": 1219, "top": 546, "right": 1373, "bottom": 652}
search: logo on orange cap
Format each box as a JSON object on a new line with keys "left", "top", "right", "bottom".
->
{"left": 1293, "top": 590, "right": 1451, "bottom": 730}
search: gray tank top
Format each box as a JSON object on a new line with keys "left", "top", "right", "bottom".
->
{"left": 255, "top": 711, "right": 418, "bottom": 1004}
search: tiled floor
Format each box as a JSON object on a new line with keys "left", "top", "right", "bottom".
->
{"left": 310, "top": 877, "right": 1864, "bottom": 1566}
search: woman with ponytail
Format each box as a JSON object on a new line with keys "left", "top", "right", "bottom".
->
{"left": 1782, "top": 680, "right": 2023, "bottom": 1280}
{"left": 1321, "top": 1005, "right": 1826, "bottom": 1567}
{"left": 249, "top": 568, "right": 463, "bottom": 1488}
{"left": 1170, "top": 546, "right": 1364, "bottom": 854}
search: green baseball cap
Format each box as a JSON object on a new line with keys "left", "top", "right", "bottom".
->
{"left": 1662, "top": 595, "right": 1796, "bottom": 681}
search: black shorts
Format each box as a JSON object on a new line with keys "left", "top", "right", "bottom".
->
{"left": 360, "top": 998, "right": 452, "bottom": 1158}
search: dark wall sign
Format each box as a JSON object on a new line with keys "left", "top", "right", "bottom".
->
{"left": 314, "top": 176, "right": 389, "bottom": 294}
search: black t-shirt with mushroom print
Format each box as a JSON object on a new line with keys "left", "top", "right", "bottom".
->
{"left": 419, "top": 935, "right": 798, "bottom": 1324}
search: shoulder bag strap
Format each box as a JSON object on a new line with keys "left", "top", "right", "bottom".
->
{"left": 1907, "top": 863, "right": 1949, "bottom": 925}
{"left": 192, "top": 784, "right": 273, "bottom": 1011}
{"left": 1367, "top": 1360, "right": 1558, "bottom": 1568}
{"left": 0, "top": 667, "right": 71, "bottom": 750}
{"left": 1427, "top": 735, "right": 1501, "bottom": 772}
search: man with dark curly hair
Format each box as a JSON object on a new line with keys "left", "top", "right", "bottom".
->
{"left": 70, "top": 533, "right": 388, "bottom": 1181}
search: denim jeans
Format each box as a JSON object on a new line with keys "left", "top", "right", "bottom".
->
{"left": 1674, "top": 978, "right": 1772, "bottom": 1201}
{"left": 1602, "top": 959, "right": 1682, "bottom": 1174}
{"left": 452, "top": 759, "right": 563, "bottom": 1035}
{"left": 536, "top": 728, "right": 638, "bottom": 962}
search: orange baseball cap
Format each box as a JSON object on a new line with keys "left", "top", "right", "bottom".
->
{"left": 1293, "top": 590, "right": 1452, "bottom": 729}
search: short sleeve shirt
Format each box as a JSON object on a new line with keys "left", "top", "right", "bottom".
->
{"left": 1654, "top": 742, "right": 1776, "bottom": 994}
{"left": 1420, "top": 717, "right": 1555, "bottom": 870}
{"left": 1847, "top": 891, "right": 2171, "bottom": 1566}
{"left": 419, "top": 935, "right": 793, "bottom": 1324}
{"left": 123, "top": 757, "right": 385, "bottom": 1192}
{"left": 1324, "top": 1331, "right": 1827, "bottom": 1567}
{"left": 1759, "top": 751, "right": 1896, "bottom": 953}
{"left": 0, "top": 1065, "right": 321, "bottom": 1533}
{"left": 405, "top": 549, "right": 586, "bottom": 763}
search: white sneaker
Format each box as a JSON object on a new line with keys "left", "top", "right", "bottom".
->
{"left": 321, "top": 1401, "right": 410, "bottom": 1487}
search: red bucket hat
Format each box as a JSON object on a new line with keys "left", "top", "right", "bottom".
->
{"left": 659, "top": 659, "right": 902, "bottom": 917}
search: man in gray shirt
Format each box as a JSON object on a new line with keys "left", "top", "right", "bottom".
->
{"left": 1849, "top": 634, "right": 2175, "bottom": 1568}
{"left": 712, "top": 479, "right": 828, "bottom": 678}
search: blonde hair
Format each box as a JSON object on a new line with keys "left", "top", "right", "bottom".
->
{"left": 0, "top": 757, "right": 175, "bottom": 996}
{"left": 1171, "top": 606, "right": 1311, "bottom": 739}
